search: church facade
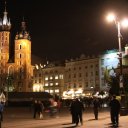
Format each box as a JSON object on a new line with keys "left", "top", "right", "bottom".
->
{"left": 0, "top": 6, "right": 33, "bottom": 92}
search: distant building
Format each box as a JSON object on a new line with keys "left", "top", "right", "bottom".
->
{"left": 64, "top": 54, "right": 100, "bottom": 98}
{"left": 33, "top": 62, "right": 65, "bottom": 97}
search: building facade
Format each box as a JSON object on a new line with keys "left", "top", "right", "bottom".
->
{"left": 0, "top": 6, "right": 33, "bottom": 92}
{"left": 33, "top": 62, "right": 65, "bottom": 97}
{"left": 64, "top": 54, "right": 100, "bottom": 98}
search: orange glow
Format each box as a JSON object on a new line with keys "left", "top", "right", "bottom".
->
{"left": 106, "top": 13, "right": 115, "bottom": 22}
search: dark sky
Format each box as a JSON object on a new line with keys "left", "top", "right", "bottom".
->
{"left": 1, "top": 0, "right": 128, "bottom": 61}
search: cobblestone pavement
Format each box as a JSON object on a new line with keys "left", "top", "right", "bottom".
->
{"left": 1, "top": 107, "right": 128, "bottom": 128}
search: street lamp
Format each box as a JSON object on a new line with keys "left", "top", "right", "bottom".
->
{"left": 106, "top": 13, "right": 128, "bottom": 114}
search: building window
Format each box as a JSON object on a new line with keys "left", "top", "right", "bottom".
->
{"left": 50, "top": 90, "right": 53, "bottom": 93}
{"left": 96, "top": 71, "right": 98, "bottom": 76}
{"left": 20, "top": 54, "right": 21, "bottom": 58}
{"left": 45, "top": 90, "right": 49, "bottom": 93}
{"left": 50, "top": 76, "right": 53, "bottom": 80}
{"left": 55, "top": 75, "right": 58, "bottom": 79}
{"left": 74, "top": 74, "right": 76, "bottom": 78}
{"left": 96, "top": 64, "right": 98, "bottom": 67}
{"left": 85, "top": 66, "right": 88, "bottom": 69}
{"left": 59, "top": 74, "right": 63, "bottom": 79}
{"left": 85, "top": 82, "right": 88, "bottom": 87}
{"left": 79, "top": 73, "right": 81, "bottom": 77}
{"left": 74, "top": 84, "right": 76, "bottom": 88}
{"left": 39, "top": 79, "right": 41, "bottom": 83}
{"left": 45, "top": 77, "right": 48, "bottom": 80}
{"left": 79, "top": 85, "right": 82, "bottom": 87}
{"left": 90, "top": 65, "right": 93, "bottom": 68}
{"left": 101, "top": 59, "right": 104, "bottom": 65}
{"left": 79, "top": 67, "right": 81, "bottom": 70}
{"left": 50, "top": 83, "right": 53, "bottom": 86}
{"left": 55, "top": 89, "right": 59, "bottom": 93}
{"left": 55, "top": 82, "right": 59, "bottom": 85}
{"left": 45, "top": 83, "right": 48, "bottom": 86}
{"left": 19, "top": 45, "right": 22, "bottom": 49}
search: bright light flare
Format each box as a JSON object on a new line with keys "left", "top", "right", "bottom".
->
{"left": 106, "top": 13, "right": 115, "bottom": 22}
{"left": 121, "top": 19, "right": 128, "bottom": 28}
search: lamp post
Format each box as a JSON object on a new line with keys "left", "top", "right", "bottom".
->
{"left": 106, "top": 13, "right": 128, "bottom": 115}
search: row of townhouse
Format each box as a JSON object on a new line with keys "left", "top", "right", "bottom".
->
{"left": 32, "top": 45, "right": 128, "bottom": 98}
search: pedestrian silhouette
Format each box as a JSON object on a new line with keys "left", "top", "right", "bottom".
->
{"left": 93, "top": 97, "right": 100, "bottom": 120}
{"left": 109, "top": 95, "right": 120, "bottom": 126}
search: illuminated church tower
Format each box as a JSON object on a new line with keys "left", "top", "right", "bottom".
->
{"left": 0, "top": 4, "right": 11, "bottom": 86}
{"left": 14, "top": 19, "right": 32, "bottom": 92}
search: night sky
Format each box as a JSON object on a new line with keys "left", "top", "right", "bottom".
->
{"left": 1, "top": 0, "right": 128, "bottom": 61}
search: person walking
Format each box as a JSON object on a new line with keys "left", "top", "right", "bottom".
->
{"left": 33, "top": 100, "right": 38, "bottom": 119}
{"left": 109, "top": 95, "right": 120, "bottom": 126}
{"left": 70, "top": 99, "right": 76, "bottom": 124}
{"left": 70, "top": 98, "right": 84, "bottom": 126}
{"left": 93, "top": 97, "right": 100, "bottom": 120}
{"left": 0, "top": 101, "right": 4, "bottom": 121}
{"left": 38, "top": 100, "right": 44, "bottom": 119}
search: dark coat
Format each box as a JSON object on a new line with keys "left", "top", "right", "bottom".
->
{"left": 70, "top": 99, "right": 84, "bottom": 114}
{"left": 109, "top": 99, "right": 120, "bottom": 114}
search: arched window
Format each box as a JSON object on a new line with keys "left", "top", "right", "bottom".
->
{"left": 19, "top": 45, "right": 22, "bottom": 49}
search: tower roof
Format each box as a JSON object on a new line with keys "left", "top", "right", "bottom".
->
{"left": 15, "top": 18, "right": 31, "bottom": 40}
{"left": 0, "top": 1, "right": 11, "bottom": 31}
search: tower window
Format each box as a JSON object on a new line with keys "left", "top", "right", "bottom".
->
{"left": 20, "top": 54, "right": 21, "bottom": 58}
{"left": 20, "top": 45, "right": 22, "bottom": 49}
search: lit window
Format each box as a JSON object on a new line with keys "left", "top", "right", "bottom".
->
{"left": 55, "top": 75, "right": 58, "bottom": 79}
{"left": 50, "top": 83, "right": 53, "bottom": 86}
{"left": 55, "top": 83, "right": 58, "bottom": 85}
{"left": 45, "top": 83, "right": 48, "bottom": 86}
{"left": 59, "top": 75, "right": 63, "bottom": 79}
{"left": 45, "top": 90, "right": 49, "bottom": 93}
{"left": 50, "top": 76, "right": 53, "bottom": 80}
{"left": 45, "top": 77, "right": 48, "bottom": 80}
{"left": 55, "top": 89, "right": 59, "bottom": 93}
{"left": 50, "top": 90, "right": 53, "bottom": 93}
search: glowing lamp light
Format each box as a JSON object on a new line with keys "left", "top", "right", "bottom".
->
{"left": 121, "top": 19, "right": 128, "bottom": 28}
{"left": 106, "top": 13, "right": 115, "bottom": 22}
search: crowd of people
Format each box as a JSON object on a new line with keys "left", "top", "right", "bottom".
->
{"left": 31, "top": 95, "right": 121, "bottom": 127}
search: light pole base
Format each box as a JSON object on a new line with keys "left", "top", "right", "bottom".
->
{"left": 120, "top": 107, "right": 128, "bottom": 116}
{"left": 119, "top": 93, "right": 128, "bottom": 116}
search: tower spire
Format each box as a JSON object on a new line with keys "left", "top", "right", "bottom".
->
{"left": 3, "top": 0, "right": 8, "bottom": 25}
{"left": 5, "top": 1, "right": 7, "bottom": 12}
{"left": 15, "top": 18, "right": 30, "bottom": 40}
{"left": 1, "top": 0, "right": 11, "bottom": 31}
{"left": 21, "top": 17, "right": 26, "bottom": 31}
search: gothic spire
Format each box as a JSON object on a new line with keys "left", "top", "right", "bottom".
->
{"left": 3, "top": 1, "right": 8, "bottom": 25}
{"left": 15, "top": 18, "right": 31, "bottom": 40}
{"left": 0, "top": 1, "right": 11, "bottom": 31}
{"left": 21, "top": 17, "right": 26, "bottom": 31}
